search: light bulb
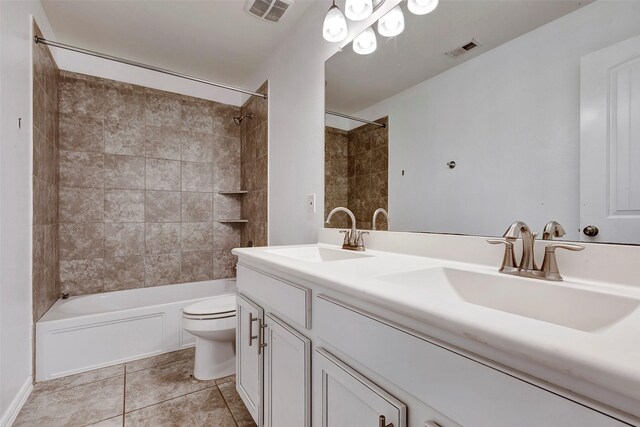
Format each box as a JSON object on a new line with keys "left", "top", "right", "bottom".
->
{"left": 345, "top": 0, "right": 373, "bottom": 21}
{"left": 377, "top": 5, "right": 404, "bottom": 38}
{"left": 407, "top": 0, "right": 438, "bottom": 15}
{"left": 323, "top": 3, "right": 348, "bottom": 42}
{"left": 353, "top": 27, "right": 377, "bottom": 55}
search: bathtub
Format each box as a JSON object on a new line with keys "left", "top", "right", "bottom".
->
{"left": 36, "top": 279, "right": 236, "bottom": 381}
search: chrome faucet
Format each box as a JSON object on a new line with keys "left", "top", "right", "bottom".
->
{"left": 503, "top": 221, "right": 538, "bottom": 274}
{"left": 325, "top": 207, "right": 367, "bottom": 251}
{"left": 488, "top": 220, "right": 584, "bottom": 281}
{"left": 372, "top": 208, "right": 389, "bottom": 231}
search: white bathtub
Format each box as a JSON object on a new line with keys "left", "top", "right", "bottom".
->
{"left": 36, "top": 279, "right": 236, "bottom": 381}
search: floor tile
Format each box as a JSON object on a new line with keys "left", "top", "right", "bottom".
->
{"left": 34, "top": 364, "right": 124, "bottom": 395}
{"left": 125, "top": 357, "right": 216, "bottom": 412}
{"left": 85, "top": 416, "right": 123, "bottom": 426}
{"left": 125, "top": 347, "right": 195, "bottom": 373}
{"left": 14, "top": 376, "right": 124, "bottom": 427}
{"left": 218, "top": 381, "right": 257, "bottom": 427}
{"left": 124, "top": 387, "right": 236, "bottom": 426}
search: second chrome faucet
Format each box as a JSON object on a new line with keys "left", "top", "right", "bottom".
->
{"left": 488, "top": 220, "right": 584, "bottom": 281}
{"left": 325, "top": 207, "right": 369, "bottom": 251}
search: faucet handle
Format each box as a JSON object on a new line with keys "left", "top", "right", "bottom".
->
{"left": 487, "top": 238, "right": 518, "bottom": 272}
{"left": 544, "top": 243, "right": 585, "bottom": 252}
{"left": 356, "top": 231, "right": 369, "bottom": 251}
{"left": 339, "top": 230, "right": 350, "bottom": 246}
{"left": 540, "top": 243, "right": 585, "bottom": 281}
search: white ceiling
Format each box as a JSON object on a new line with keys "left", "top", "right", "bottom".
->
{"left": 326, "top": 0, "right": 589, "bottom": 114}
{"left": 41, "top": 0, "right": 315, "bottom": 87}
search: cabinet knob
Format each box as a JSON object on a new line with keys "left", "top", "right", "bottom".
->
{"left": 583, "top": 225, "right": 599, "bottom": 237}
{"left": 379, "top": 415, "right": 394, "bottom": 427}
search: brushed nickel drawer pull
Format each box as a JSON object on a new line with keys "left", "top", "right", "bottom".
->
{"left": 258, "top": 321, "right": 268, "bottom": 354}
{"left": 249, "top": 313, "right": 259, "bottom": 347}
{"left": 425, "top": 421, "right": 442, "bottom": 427}
{"left": 379, "top": 415, "right": 394, "bottom": 427}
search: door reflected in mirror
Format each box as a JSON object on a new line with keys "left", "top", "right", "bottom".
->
{"left": 324, "top": 0, "right": 640, "bottom": 244}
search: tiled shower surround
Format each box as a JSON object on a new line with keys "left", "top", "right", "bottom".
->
{"left": 57, "top": 71, "right": 243, "bottom": 295}
{"left": 32, "top": 23, "right": 60, "bottom": 321}
{"left": 325, "top": 117, "right": 388, "bottom": 231}
{"left": 240, "top": 82, "right": 268, "bottom": 247}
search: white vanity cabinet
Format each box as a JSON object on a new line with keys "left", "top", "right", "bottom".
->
{"left": 236, "top": 265, "right": 312, "bottom": 427}
{"left": 236, "top": 262, "right": 635, "bottom": 427}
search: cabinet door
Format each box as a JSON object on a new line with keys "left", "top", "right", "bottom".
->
{"left": 236, "top": 293, "right": 264, "bottom": 425}
{"left": 263, "top": 314, "right": 311, "bottom": 427}
{"left": 314, "top": 348, "right": 406, "bottom": 427}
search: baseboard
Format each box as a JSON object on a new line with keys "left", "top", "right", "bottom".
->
{"left": 0, "top": 376, "right": 33, "bottom": 427}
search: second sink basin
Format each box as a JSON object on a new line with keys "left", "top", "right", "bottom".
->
{"left": 377, "top": 267, "right": 638, "bottom": 332}
{"left": 267, "top": 246, "right": 373, "bottom": 263}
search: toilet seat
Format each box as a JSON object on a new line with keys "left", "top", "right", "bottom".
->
{"left": 183, "top": 295, "right": 236, "bottom": 320}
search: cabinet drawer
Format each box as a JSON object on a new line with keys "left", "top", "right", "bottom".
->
{"left": 314, "top": 348, "right": 406, "bottom": 427}
{"left": 237, "top": 265, "right": 310, "bottom": 329}
{"left": 315, "top": 295, "right": 629, "bottom": 427}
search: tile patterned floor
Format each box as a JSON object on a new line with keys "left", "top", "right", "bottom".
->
{"left": 14, "top": 348, "right": 257, "bottom": 427}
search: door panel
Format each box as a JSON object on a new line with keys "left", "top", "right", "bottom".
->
{"left": 581, "top": 34, "right": 640, "bottom": 243}
{"left": 236, "top": 293, "right": 264, "bottom": 425}
{"left": 314, "top": 348, "right": 406, "bottom": 427}
{"left": 264, "top": 314, "right": 311, "bottom": 427}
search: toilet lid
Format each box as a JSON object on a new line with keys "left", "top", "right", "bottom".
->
{"left": 183, "top": 295, "right": 236, "bottom": 316}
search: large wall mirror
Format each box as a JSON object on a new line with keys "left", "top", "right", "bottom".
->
{"left": 325, "top": 0, "right": 640, "bottom": 244}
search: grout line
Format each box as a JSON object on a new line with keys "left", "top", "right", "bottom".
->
{"left": 123, "top": 384, "right": 218, "bottom": 415}
{"left": 218, "top": 384, "right": 240, "bottom": 427}
{"left": 33, "top": 370, "right": 125, "bottom": 397}
{"left": 124, "top": 352, "right": 195, "bottom": 375}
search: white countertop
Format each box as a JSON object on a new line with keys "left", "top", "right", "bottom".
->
{"left": 233, "top": 234, "right": 640, "bottom": 421}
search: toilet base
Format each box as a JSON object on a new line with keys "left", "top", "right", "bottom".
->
{"left": 193, "top": 337, "right": 236, "bottom": 381}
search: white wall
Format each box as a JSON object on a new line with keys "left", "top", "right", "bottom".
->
{"left": 244, "top": 0, "right": 402, "bottom": 245}
{"left": 349, "top": 1, "right": 640, "bottom": 239}
{"left": 0, "top": 2, "right": 55, "bottom": 425}
{"left": 55, "top": 49, "right": 243, "bottom": 106}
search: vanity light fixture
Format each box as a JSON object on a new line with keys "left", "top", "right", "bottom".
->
{"left": 353, "top": 27, "right": 377, "bottom": 55}
{"left": 323, "top": 0, "right": 349, "bottom": 42}
{"left": 407, "top": 0, "right": 438, "bottom": 15}
{"left": 345, "top": 0, "right": 374, "bottom": 21}
{"left": 377, "top": 4, "right": 405, "bottom": 38}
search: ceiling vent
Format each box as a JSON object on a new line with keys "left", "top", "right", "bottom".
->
{"left": 245, "top": 0, "right": 293, "bottom": 23}
{"left": 445, "top": 39, "right": 481, "bottom": 58}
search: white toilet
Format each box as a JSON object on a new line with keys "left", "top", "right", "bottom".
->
{"left": 182, "top": 294, "right": 236, "bottom": 380}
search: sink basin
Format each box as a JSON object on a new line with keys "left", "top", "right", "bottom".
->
{"left": 377, "top": 267, "right": 639, "bottom": 332}
{"left": 266, "top": 246, "right": 373, "bottom": 263}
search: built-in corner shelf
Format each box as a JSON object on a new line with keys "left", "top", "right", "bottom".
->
{"left": 218, "top": 219, "right": 249, "bottom": 223}
{"left": 218, "top": 191, "right": 248, "bottom": 195}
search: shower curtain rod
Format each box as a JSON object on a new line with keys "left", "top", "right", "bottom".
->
{"left": 325, "top": 110, "right": 386, "bottom": 128}
{"left": 34, "top": 36, "right": 267, "bottom": 99}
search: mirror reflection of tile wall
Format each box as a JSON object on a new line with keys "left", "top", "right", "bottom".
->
{"left": 325, "top": 117, "right": 388, "bottom": 230}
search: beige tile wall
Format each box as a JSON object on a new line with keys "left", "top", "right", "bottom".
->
{"left": 58, "top": 71, "right": 242, "bottom": 295}
{"left": 240, "top": 82, "right": 268, "bottom": 247}
{"left": 33, "top": 23, "right": 60, "bottom": 321}
{"left": 324, "top": 117, "right": 388, "bottom": 231}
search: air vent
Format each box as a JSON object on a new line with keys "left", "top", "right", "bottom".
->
{"left": 245, "top": 0, "right": 293, "bottom": 22}
{"left": 445, "top": 39, "right": 481, "bottom": 58}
